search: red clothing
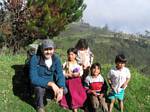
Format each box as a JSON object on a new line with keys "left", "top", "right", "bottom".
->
{"left": 60, "top": 78, "right": 87, "bottom": 109}
{"left": 89, "top": 82, "right": 104, "bottom": 91}
{"left": 84, "top": 75, "right": 107, "bottom": 95}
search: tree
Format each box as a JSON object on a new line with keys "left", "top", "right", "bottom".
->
{"left": 27, "top": 0, "right": 86, "bottom": 39}
{"left": 0, "top": 0, "right": 30, "bottom": 53}
{"left": 144, "top": 30, "right": 150, "bottom": 38}
{"left": 0, "top": 0, "right": 86, "bottom": 53}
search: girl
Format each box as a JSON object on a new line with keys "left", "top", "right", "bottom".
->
{"left": 84, "top": 63, "right": 108, "bottom": 112}
{"left": 60, "top": 48, "right": 87, "bottom": 112}
{"left": 75, "top": 38, "right": 94, "bottom": 81}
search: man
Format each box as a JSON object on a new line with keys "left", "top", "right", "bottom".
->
{"left": 29, "top": 39, "right": 66, "bottom": 112}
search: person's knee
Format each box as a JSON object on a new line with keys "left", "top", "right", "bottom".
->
{"left": 110, "top": 99, "right": 115, "bottom": 105}
{"left": 91, "top": 100, "right": 99, "bottom": 109}
{"left": 90, "top": 95, "right": 99, "bottom": 109}
{"left": 100, "top": 97, "right": 106, "bottom": 102}
{"left": 93, "top": 102, "right": 99, "bottom": 109}
{"left": 118, "top": 100, "right": 123, "bottom": 105}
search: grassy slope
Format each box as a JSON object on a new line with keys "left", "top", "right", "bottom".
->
{"left": 102, "top": 65, "right": 150, "bottom": 112}
{"left": 0, "top": 54, "right": 149, "bottom": 112}
{"left": 0, "top": 55, "right": 35, "bottom": 112}
{"left": 0, "top": 54, "right": 82, "bottom": 112}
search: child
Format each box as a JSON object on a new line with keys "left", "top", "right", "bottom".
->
{"left": 60, "top": 48, "right": 87, "bottom": 112}
{"left": 107, "top": 54, "right": 131, "bottom": 112}
{"left": 75, "top": 38, "right": 94, "bottom": 81}
{"left": 84, "top": 63, "right": 108, "bottom": 112}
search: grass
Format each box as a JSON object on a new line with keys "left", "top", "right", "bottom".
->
{"left": 0, "top": 54, "right": 149, "bottom": 112}
{"left": 0, "top": 54, "right": 82, "bottom": 112}
{"left": 102, "top": 65, "right": 150, "bottom": 112}
{"left": 0, "top": 54, "right": 34, "bottom": 112}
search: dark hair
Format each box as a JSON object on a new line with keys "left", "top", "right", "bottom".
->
{"left": 67, "top": 48, "right": 77, "bottom": 55}
{"left": 115, "top": 54, "right": 127, "bottom": 63}
{"left": 90, "top": 62, "right": 101, "bottom": 71}
{"left": 75, "top": 38, "right": 88, "bottom": 50}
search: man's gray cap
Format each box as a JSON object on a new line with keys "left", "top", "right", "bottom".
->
{"left": 41, "top": 39, "right": 55, "bottom": 49}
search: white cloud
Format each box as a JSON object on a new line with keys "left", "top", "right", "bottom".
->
{"left": 82, "top": 0, "right": 150, "bottom": 33}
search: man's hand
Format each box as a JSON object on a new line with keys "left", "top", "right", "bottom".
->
{"left": 56, "top": 88, "right": 63, "bottom": 102}
{"left": 47, "top": 82, "right": 59, "bottom": 96}
{"left": 47, "top": 82, "right": 64, "bottom": 102}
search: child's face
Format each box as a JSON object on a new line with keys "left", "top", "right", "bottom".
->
{"left": 68, "top": 52, "right": 76, "bottom": 61}
{"left": 116, "top": 62, "right": 125, "bottom": 70}
{"left": 91, "top": 66, "right": 100, "bottom": 76}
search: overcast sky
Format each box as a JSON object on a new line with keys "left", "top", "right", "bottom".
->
{"left": 82, "top": 0, "right": 150, "bottom": 34}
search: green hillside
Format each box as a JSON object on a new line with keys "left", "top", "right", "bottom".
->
{"left": 54, "top": 22, "right": 150, "bottom": 76}
{"left": 0, "top": 22, "right": 150, "bottom": 112}
{"left": 0, "top": 54, "right": 149, "bottom": 112}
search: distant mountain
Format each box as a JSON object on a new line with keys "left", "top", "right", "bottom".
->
{"left": 55, "top": 22, "right": 150, "bottom": 76}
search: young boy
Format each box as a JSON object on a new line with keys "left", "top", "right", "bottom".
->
{"left": 107, "top": 54, "right": 131, "bottom": 112}
{"left": 84, "top": 63, "right": 108, "bottom": 112}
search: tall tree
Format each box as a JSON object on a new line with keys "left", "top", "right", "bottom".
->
{"left": 0, "top": 0, "right": 29, "bottom": 53}
{"left": 0, "top": 0, "right": 86, "bottom": 53}
{"left": 27, "top": 0, "right": 86, "bottom": 39}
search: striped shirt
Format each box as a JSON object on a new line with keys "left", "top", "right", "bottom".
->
{"left": 84, "top": 75, "right": 105, "bottom": 94}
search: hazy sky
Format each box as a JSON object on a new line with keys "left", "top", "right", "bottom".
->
{"left": 82, "top": 0, "right": 150, "bottom": 34}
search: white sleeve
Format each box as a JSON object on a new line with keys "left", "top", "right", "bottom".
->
{"left": 62, "top": 62, "right": 67, "bottom": 77}
{"left": 84, "top": 76, "right": 90, "bottom": 88}
{"left": 62, "top": 62, "right": 67, "bottom": 69}
{"left": 79, "top": 65, "right": 83, "bottom": 76}
{"left": 107, "top": 70, "right": 111, "bottom": 79}
{"left": 100, "top": 75, "right": 104, "bottom": 82}
{"left": 89, "top": 50, "right": 94, "bottom": 65}
{"left": 76, "top": 51, "right": 81, "bottom": 64}
{"left": 126, "top": 68, "right": 131, "bottom": 79}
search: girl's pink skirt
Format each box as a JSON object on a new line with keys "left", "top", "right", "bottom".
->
{"left": 60, "top": 77, "right": 87, "bottom": 109}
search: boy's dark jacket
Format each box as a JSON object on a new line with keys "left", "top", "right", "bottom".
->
{"left": 29, "top": 54, "right": 66, "bottom": 89}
